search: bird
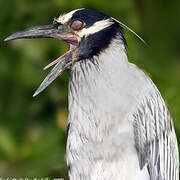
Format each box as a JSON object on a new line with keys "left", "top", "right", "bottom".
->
{"left": 4, "top": 8, "right": 179, "bottom": 180}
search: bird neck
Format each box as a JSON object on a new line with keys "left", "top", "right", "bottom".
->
{"left": 68, "top": 37, "right": 129, "bottom": 140}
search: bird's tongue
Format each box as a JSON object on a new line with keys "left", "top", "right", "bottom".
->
{"left": 43, "top": 36, "right": 78, "bottom": 70}
{"left": 43, "top": 48, "right": 72, "bottom": 70}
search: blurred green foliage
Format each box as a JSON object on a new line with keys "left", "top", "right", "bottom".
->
{"left": 0, "top": 0, "right": 180, "bottom": 179}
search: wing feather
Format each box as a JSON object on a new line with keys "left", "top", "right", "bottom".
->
{"left": 133, "top": 88, "right": 179, "bottom": 180}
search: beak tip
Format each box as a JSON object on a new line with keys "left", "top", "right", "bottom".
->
{"left": 33, "top": 89, "right": 40, "bottom": 97}
{"left": 33, "top": 86, "right": 43, "bottom": 97}
{"left": 4, "top": 37, "right": 9, "bottom": 42}
{"left": 33, "top": 92, "right": 38, "bottom": 97}
{"left": 4, "top": 35, "right": 15, "bottom": 42}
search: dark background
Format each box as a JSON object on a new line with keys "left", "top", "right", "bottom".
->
{"left": 0, "top": 0, "right": 180, "bottom": 179}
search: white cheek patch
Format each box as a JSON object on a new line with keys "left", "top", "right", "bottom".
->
{"left": 57, "top": 8, "right": 84, "bottom": 24}
{"left": 77, "top": 19, "right": 114, "bottom": 37}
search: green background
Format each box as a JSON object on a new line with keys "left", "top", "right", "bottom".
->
{"left": 0, "top": 0, "right": 180, "bottom": 179}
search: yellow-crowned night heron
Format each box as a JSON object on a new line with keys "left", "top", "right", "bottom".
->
{"left": 5, "top": 8, "right": 179, "bottom": 180}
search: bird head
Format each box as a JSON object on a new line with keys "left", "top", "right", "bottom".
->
{"left": 4, "top": 8, "right": 125, "bottom": 96}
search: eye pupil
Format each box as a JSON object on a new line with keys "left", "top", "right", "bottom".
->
{"left": 71, "top": 20, "right": 83, "bottom": 30}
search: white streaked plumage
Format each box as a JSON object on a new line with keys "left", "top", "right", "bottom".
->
{"left": 66, "top": 35, "right": 179, "bottom": 179}
{"left": 133, "top": 88, "right": 179, "bottom": 180}
{"left": 57, "top": 9, "right": 179, "bottom": 180}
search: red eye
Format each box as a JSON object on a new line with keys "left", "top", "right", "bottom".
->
{"left": 71, "top": 20, "right": 83, "bottom": 30}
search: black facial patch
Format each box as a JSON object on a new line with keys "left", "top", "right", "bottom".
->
{"left": 70, "top": 9, "right": 110, "bottom": 28}
{"left": 77, "top": 21, "right": 126, "bottom": 60}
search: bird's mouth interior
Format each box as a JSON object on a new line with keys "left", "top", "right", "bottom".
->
{"left": 43, "top": 35, "right": 79, "bottom": 70}
{"left": 4, "top": 24, "right": 80, "bottom": 96}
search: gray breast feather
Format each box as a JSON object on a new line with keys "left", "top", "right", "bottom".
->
{"left": 133, "top": 88, "right": 179, "bottom": 180}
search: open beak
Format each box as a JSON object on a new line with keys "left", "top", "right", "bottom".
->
{"left": 4, "top": 23, "right": 80, "bottom": 96}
